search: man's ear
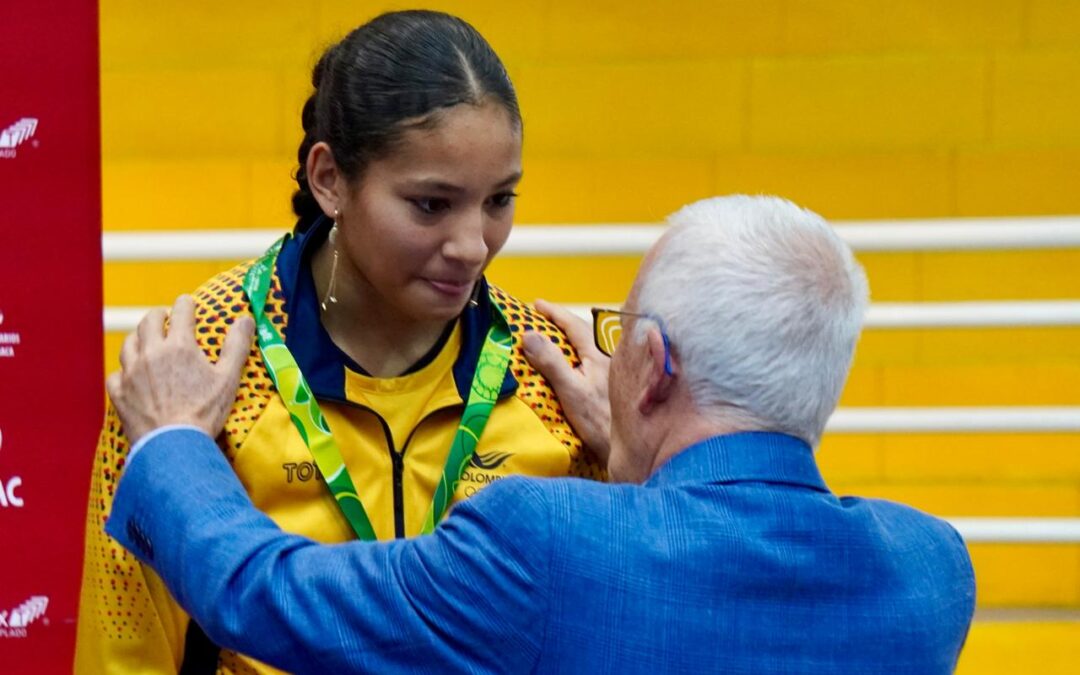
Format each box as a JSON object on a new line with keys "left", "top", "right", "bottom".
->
{"left": 637, "top": 326, "right": 675, "bottom": 416}
{"left": 306, "top": 141, "right": 346, "bottom": 218}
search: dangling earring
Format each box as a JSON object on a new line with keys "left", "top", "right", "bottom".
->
{"left": 322, "top": 209, "right": 340, "bottom": 312}
{"left": 467, "top": 282, "right": 480, "bottom": 308}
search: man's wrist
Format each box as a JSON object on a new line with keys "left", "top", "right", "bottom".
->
{"left": 128, "top": 424, "right": 210, "bottom": 462}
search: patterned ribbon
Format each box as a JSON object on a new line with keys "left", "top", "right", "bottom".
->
{"left": 244, "top": 236, "right": 512, "bottom": 540}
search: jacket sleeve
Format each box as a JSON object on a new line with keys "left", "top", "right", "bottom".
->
{"left": 107, "top": 428, "right": 551, "bottom": 674}
{"left": 74, "top": 403, "right": 189, "bottom": 674}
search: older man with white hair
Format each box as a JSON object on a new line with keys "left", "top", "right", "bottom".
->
{"left": 103, "top": 195, "right": 975, "bottom": 674}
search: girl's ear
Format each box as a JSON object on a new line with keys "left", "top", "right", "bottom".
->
{"left": 307, "top": 142, "right": 345, "bottom": 218}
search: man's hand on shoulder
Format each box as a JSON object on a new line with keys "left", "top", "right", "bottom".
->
{"left": 522, "top": 299, "right": 611, "bottom": 467}
{"left": 106, "top": 294, "right": 255, "bottom": 446}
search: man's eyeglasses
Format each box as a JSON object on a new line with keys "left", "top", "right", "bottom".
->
{"left": 590, "top": 307, "right": 674, "bottom": 376}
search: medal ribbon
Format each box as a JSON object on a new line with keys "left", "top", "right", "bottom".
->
{"left": 243, "top": 236, "right": 512, "bottom": 540}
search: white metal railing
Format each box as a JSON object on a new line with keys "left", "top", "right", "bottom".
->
{"left": 948, "top": 518, "right": 1080, "bottom": 543}
{"left": 562, "top": 302, "right": 1080, "bottom": 329}
{"left": 831, "top": 217, "right": 1080, "bottom": 252}
{"left": 825, "top": 407, "right": 1080, "bottom": 433}
{"left": 101, "top": 216, "right": 1080, "bottom": 261}
{"left": 106, "top": 307, "right": 161, "bottom": 332}
{"left": 106, "top": 301, "right": 1080, "bottom": 332}
{"left": 861, "top": 301, "right": 1080, "bottom": 328}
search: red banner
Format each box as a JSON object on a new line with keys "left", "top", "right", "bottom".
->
{"left": 0, "top": 1, "right": 102, "bottom": 671}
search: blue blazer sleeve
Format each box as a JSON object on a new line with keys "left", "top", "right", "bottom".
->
{"left": 106, "top": 429, "right": 550, "bottom": 674}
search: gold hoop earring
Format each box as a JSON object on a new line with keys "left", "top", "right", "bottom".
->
{"left": 322, "top": 209, "right": 340, "bottom": 312}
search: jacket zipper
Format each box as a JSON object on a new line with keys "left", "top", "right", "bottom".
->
{"left": 322, "top": 397, "right": 464, "bottom": 540}
{"left": 389, "top": 441, "right": 406, "bottom": 539}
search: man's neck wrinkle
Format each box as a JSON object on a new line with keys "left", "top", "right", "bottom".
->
{"left": 645, "top": 413, "right": 745, "bottom": 481}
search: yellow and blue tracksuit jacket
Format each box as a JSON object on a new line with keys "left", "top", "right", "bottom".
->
{"left": 76, "top": 221, "right": 602, "bottom": 674}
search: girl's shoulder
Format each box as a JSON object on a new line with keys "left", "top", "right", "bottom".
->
{"left": 488, "top": 284, "right": 576, "bottom": 362}
{"left": 487, "top": 285, "right": 605, "bottom": 481}
{"left": 189, "top": 259, "right": 285, "bottom": 458}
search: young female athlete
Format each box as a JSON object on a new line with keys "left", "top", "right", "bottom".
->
{"left": 76, "top": 11, "right": 600, "bottom": 674}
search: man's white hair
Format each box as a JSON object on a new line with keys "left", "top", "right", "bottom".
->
{"left": 636, "top": 195, "right": 869, "bottom": 447}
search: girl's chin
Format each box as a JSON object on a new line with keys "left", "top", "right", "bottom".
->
{"left": 406, "top": 294, "right": 470, "bottom": 323}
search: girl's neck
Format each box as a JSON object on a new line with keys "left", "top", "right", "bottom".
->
{"left": 311, "top": 240, "right": 451, "bottom": 378}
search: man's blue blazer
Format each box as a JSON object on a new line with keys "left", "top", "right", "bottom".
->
{"left": 107, "top": 429, "right": 975, "bottom": 674}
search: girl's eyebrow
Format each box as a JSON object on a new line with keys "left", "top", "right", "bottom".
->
{"left": 407, "top": 171, "right": 522, "bottom": 193}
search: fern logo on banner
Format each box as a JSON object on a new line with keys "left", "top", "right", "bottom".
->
{"left": 0, "top": 118, "right": 39, "bottom": 158}
{"left": 0, "top": 596, "right": 50, "bottom": 639}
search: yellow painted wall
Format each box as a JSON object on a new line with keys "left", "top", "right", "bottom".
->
{"left": 100, "top": 1, "right": 1080, "bottom": 609}
{"left": 957, "top": 620, "right": 1080, "bottom": 674}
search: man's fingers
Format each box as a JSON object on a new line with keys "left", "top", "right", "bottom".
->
{"left": 217, "top": 316, "right": 255, "bottom": 378}
{"left": 200, "top": 316, "right": 255, "bottom": 436}
{"left": 534, "top": 299, "right": 598, "bottom": 357}
{"left": 524, "top": 326, "right": 612, "bottom": 464}
{"left": 523, "top": 330, "right": 580, "bottom": 394}
{"left": 167, "top": 295, "right": 197, "bottom": 343}
{"left": 137, "top": 307, "right": 168, "bottom": 350}
{"left": 119, "top": 332, "right": 140, "bottom": 372}
{"left": 105, "top": 370, "right": 123, "bottom": 405}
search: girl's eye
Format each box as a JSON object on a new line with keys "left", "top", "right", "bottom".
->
{"left": 488, "top": 192, "right": 518, "bottom": 208}
{"left": 411, "top": 198, "right": 451, "bottom": 215}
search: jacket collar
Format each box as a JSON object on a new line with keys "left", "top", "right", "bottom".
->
{"left": 274, "top": 217, "right": 517, "bottom": 402}
{"left": 645, "top": 432, "right": 828, "bottom": 492}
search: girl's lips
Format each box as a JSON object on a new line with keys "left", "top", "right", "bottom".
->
{"left": 425, "top": 278, "right": 473, "bottom": 297}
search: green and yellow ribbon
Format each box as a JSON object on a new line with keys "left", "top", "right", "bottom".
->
{"left": 244, "top": 235, "right": 511, "bottom": 541}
